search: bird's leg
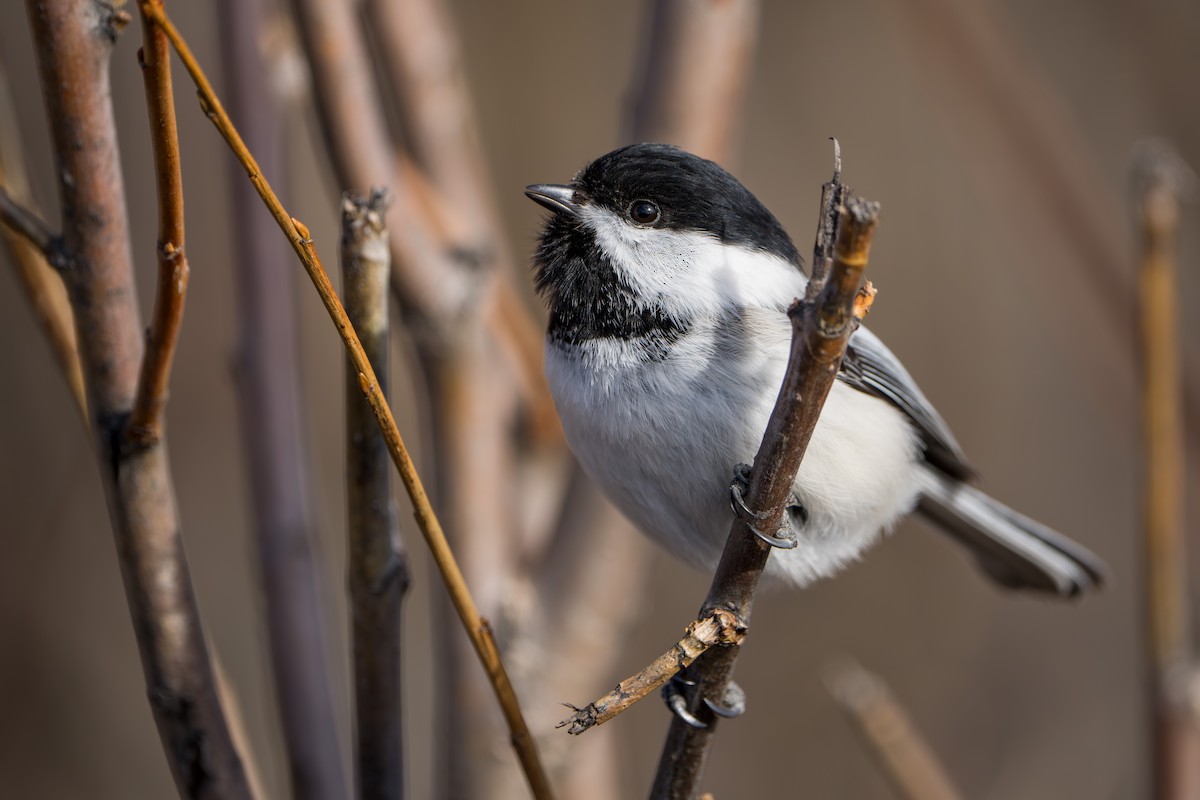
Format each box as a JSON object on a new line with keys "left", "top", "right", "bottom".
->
{"left": 729, "top": 463, "right": 799, "bottom": 549}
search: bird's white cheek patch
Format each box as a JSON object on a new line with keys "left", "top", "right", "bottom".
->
{"left": 580, "top": 205, "right": 806, "bottom": 319}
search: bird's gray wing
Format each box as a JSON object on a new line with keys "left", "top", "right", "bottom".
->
{"left": 838, "top": 326, "right": 975, "bottom": 481}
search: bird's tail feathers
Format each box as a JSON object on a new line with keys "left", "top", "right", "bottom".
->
{"left": 914, "top": 468, "right": 1106, "bottom": 598}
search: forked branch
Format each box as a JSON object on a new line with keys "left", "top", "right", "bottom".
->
{"left": 26, "top": 1, "right": 255, "bottom": 796}
{"left": 650, "top": 183, "right": 880, "bottom": 798}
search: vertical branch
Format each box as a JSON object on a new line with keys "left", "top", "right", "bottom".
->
{"left": 343, "top": 189, "right": 410, "bottom": 800}
{"left": 25, "top": 1, "right": 255, "bottom": 797}
{"left": 1133, "top": 140, "right": 1199, "bottom": 800}
{"left": 650, "top": 194, "right": 879, "bottom": 800}
{"left": 217, "top": 0, "right": 350, "bottom": 797}
{"left": 128, "top": 0, "right": 188, "bottom": 446}
{"left": 825, "top": 659, "right": 964, "bottom": 800}
{"left": 629, "top": 0, "right": 760, "bottom": 158}
{"left": 0, "top": 63, "right": 86, "bottom": 420}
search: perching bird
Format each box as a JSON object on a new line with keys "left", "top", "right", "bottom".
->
{"left": 525, "top": 143, "right": 1105, "bottom": 597}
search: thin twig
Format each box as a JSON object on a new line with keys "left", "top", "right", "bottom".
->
{"left": 825, "top": 659, "right": 964, "bottom": 800}
{"left": 0, "top": 61, "right": 82, "bottom": 418}
{"left": 217, "top": 0, "right": 350, "bottom": 796}
{"left": 343, "top": 189, "right": 410, "bottom": 800}
{"left": 650, "top": 187, "right": 880, "bottom": 799}
{"left": 558, "top": 610, "right": 745, "bottom": 735}
{"left": 805, "top": 138, "right": 850, "bottom": 302}
{"left": 0, "top": 184, "right": 61, "bottom": 265}
{"left": 127, "top": 0, "right": 189, "bottom": 449}
{"left": 26, "top": 1, "right": 256, "bottom": 797}
{"left": 0, "top": 182, "right": 84, "bottom": 418}
{"left": 141, "top": 7, "right": 555, "bottom": 798}
{"left": 1133, "top": 140, "right": 1200, "bottom": 800}
{"left": 562, "top": 149, "right": 849, "bottom": 737}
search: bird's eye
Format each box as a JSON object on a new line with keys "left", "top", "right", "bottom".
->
{"left": 629, "top": 200, "right": 660, "bottom": 225}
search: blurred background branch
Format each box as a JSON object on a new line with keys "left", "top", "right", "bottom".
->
{"left": 1133, "top": 140, "right": 1199, "bottom": 800}
{"left": 825, "top": 659, "right": 964, "bottom": 800}
{"left": 0, "top": 65, "right": 84, "bottom": 420}
{"left": 216, "top": 0, "right": 349, "bottom": 796}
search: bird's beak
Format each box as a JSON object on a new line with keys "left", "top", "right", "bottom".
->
{"left": 524, "top": 184, "right": 581, "bottom": 217}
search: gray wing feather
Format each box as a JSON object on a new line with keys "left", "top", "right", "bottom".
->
{"left": 838, "top": 326, "right": 974, "bottom": 480}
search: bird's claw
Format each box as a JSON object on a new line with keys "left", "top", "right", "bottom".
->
{"left": 662, "top": 674, "right": 747, "bottom": 728}
{"left": 703, "top": 681, "right": 747, "bottom": 718}
{"left": 728, "top": 464, "right": 799, "bottom": 550}
{"left": 662, "top": 675, "right": 708, "bottom": 729}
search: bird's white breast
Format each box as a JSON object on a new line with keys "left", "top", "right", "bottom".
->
{"left": 545, "top": 307, "right": 924, "bottom": 587}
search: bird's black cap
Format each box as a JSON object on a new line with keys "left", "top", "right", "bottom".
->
{"left": 566, "top": 143, "right": 801, "bottom": 266}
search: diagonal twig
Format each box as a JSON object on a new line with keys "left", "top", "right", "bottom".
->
{"left": 0, "top": 176, "right": 84, "bottom": 420}
{"left": 557, "top": 610, "right": 745, "bottom": 735}
{"left": 650, "top": 188, "right": 880, "bottom": 799}
{"left": 825, "top": 659, "right": 964, "bottom": 800}
{"left": 0, "top": 184, "right": 61, "bottom": 265}
{"left": 0, "top": 65, "right": 79, "bottom": 411}
{"left": 139, "top": 6, "right": 555, "bottom": 797}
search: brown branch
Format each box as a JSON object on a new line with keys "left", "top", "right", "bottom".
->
{"left": 141, "top": 7, "right": 556, "bottom": 798}
{"left": 629, "top": 0, "right": 760, "bottom": 158}
{"left": 825, "top": 659, "right": 964, "bottom": 800}
{"left": 558, "top": 610, "right": 745, "bottom": 735}
{"left": 1133, "top": 140, "right": 1200, "bottom": 800}
{"left": 216, "top": 0, "right": 350, "bottom": 796}
{"left": 650, "top": 191, "right": 880, "bottom": 800}
{"left": 26, "top": 1, "right": 256, "bottom": 797}
{"left": 343, "top": 189, "right": 410, "bottom": 800}
{"left": 127, "top": 0, "right": 189, "bottom": 448}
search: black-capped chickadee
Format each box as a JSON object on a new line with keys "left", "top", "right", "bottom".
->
{"left": 525, "top": 143, "right": 1105, "bottom": 597}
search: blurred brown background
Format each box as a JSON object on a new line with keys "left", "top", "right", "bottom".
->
{"left": 1, "top": 0, "right": 1196, "bottom": 797}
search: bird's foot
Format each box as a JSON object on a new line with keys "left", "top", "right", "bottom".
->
{"left": 728, "top": 463, "right": 798, "bottom": 549}
{"left": 662, "top": 674, "right": 747, "bottom": 729}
